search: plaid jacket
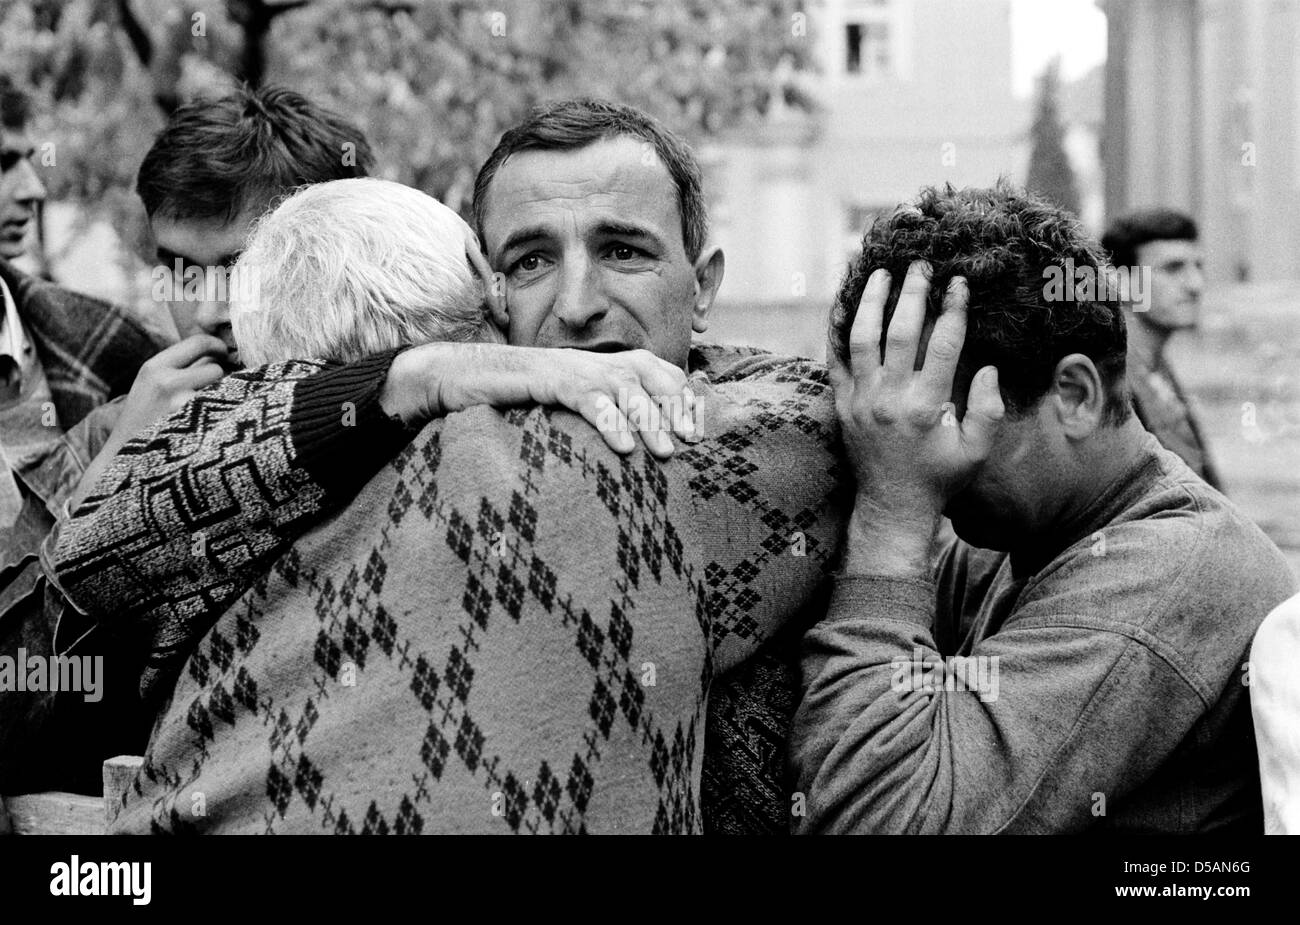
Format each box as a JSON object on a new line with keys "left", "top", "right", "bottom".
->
{"left": 0, "top": 259, "right": 162, "bottom": 432}
{"left": 0, "top": 259, "right": 161, "bottom": 793}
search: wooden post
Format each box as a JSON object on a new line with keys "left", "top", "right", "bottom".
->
{"left": 102, "top": 755, "right": 144, "bottom": 828}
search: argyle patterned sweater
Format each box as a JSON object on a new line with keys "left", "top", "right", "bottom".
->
{"left": 52, "top": 345, "right": 848, "bottom": 833}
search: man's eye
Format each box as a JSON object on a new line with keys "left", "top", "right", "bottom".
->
{"left": 515, "top": 254, "right": 543, "bottom": 273}
{"left": 0, "top": 154, "right": 20, "bottom": 172}
{"left": 609, "top": 245, "right": 639, "bottom": 261}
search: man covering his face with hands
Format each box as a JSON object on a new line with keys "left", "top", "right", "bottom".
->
{"left": 791, "top": 183, "right": 1295, "bottom": 834}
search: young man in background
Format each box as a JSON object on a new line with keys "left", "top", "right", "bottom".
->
{"left": 0, "top": 84, "right": 374, "bottom": 796}
{"left": 1102, "top": 208, "right": 1221, "bottom": 489}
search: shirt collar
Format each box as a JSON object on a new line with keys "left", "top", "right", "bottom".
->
{"left": 0, "top": 274, "right": 29, "bottom": 362}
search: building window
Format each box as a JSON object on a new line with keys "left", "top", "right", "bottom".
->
{"left": 846, "top": 22, "right": 863, "bottom": 73}
{"left": 844, "top": 21, "right": 892, "bottom": 78}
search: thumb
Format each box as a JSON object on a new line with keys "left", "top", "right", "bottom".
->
{"left": 158, "top": 334, "right": 229, "bottom": 369}
{"left": 960, "top": 365, "right": 1004, "bottom": 460}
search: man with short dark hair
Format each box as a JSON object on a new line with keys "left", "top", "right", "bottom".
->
{"left": 137, "top": 85, "right": 375, "bottom": 374}
{"left": 1101, "top": 208, "right": 1220, "bottom": 488}
{"left": 469, "top": 98, "right": 720, "bottom": 368}
{"left": 0, "top": 78, "right": 46, "bottom": 264}
{"left": 59, "top": 86, "right": 379, "bottom": 515}
{"left": 790, "top": 183, "right": 1295, "bottom": 833}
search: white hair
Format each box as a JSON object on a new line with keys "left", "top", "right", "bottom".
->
{"left": 230, "top": 177, "right": 496, "bottom": 366}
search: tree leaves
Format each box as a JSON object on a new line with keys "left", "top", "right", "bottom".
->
{"left": 2, "top": 0, "right": 814, "bottom": 240}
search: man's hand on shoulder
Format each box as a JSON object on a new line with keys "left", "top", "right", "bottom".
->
{"left": 381, "top": 342, "right": 698, "bottom": 459}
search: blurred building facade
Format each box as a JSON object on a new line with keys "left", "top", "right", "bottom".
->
{"left": 1102, "top": 0, "right": 1300, "bottom": 282}
{"left": 705, "top": 0, "right": 1027, "bottom": 306}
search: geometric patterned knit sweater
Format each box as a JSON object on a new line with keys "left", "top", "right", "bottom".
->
{"left": 51, "top": 344, "right": 849, "bottom": 833}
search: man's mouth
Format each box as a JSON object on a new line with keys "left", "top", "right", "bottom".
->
{"left": 0, "top": 217, "right": 31, "bottom": 239}
{"left": 581, "top": 341, "right": 632, "bottom": 354}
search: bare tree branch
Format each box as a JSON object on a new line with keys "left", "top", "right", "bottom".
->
{"left": 114, "top": 0, "right": 153, "bottom": 67}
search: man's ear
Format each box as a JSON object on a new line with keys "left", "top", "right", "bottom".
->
{"left": 485, "top": 272, "right": 509, "bottom": 331}
{"left": 1050, "top": 353, "right": 1106, "bottom": 437}
{"left": 691, "top": 245, "right": 725, "bottom": 335}
{"left": 465, "top": 229, "right": 509, "bottom": 329}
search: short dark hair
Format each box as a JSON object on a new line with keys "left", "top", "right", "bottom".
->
{"left": 0, "top": 75, "right": 31, "bottom": 130}
{"left": 137, "top": 85, "right": 374, "bottom": 222}
{"left": 831, "top": 182, "right": 1131, "bottom": 425}
{"left": 472, "top": 98, "right": 707, "bottom": 262}
{"left": 1101, "top": 208, "right": 1198, "bottom": 271}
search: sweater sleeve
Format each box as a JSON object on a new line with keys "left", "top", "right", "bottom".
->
{"left": 287, "top": 348, "right": 420, "bottom": 497}
{"left": 789, "top": 571, "right": 1211, "bottom": 834}
{"left": 681, "top": 352, "right": 848, "bottom": 676}
{"left": 48, "top": 351, "right": 414, "bottom": 634}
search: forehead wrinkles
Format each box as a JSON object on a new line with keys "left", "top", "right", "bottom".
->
{"left": 493, "top": 174, "right": 659, "bottom": 216}
{"left": 502, "top": 179, "right": 631, "bottom": 213}
{"left": 483, "top": 142, "right": 679, "bottom": 245}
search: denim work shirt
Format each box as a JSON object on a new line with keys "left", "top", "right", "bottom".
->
{"left": 790, "top": 434, "right": 1297, "bottom": 833}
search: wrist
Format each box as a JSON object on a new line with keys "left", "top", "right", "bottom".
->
{"left": 841, "top": 492, "right": 941, "bottom": 579}
{"left": 380, "top": 344, "right": 445, "bottom": 424}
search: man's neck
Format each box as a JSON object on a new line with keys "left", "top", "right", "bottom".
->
{"left": 1127, "top": 314, "right": 1168, "bottom": 371}
{"left": 1009, "top": 420, "right": 1153, "bottom": 575}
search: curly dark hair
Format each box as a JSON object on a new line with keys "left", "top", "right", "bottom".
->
{"left": 831, "top": 182, "right": 1131, "bottom": 425}
{"left": 137, "top": 85, "right": 374, "bottom": 222}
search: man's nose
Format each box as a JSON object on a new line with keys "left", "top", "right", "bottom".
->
{"left": 1185, "top": 264, "right": 1205, "bottom": 298}
{"left": 14, "top": 159, "right": 46, "bottom": 205}
{"left": 193, "top": 297, "right": 231, "bottom": 334}
{"left": 552, "top": 253, "right": 607, "bottom": 329}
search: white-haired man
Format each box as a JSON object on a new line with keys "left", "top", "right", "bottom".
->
{"left": 231, "top": 178, "right": 501, "bottom": 365}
